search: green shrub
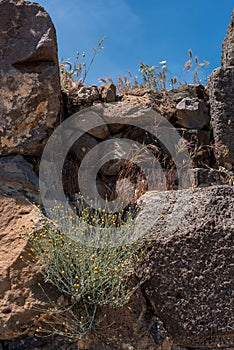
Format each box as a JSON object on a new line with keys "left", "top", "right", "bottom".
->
{"left": 29, "top": 200, "right": 148, "bottom": 339}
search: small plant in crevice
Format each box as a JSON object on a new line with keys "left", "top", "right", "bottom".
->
{"left": 183, "top": 49, "right": 210, "bottom": 85}
{"left": 116, "top": 49, "right": 210, "bottom": 93}
{"left": 139, "top": 60, "right": 169, "bottom": 90}
{"left": 117, "top": 71, "right": 139, "bottom": 94}
{"left": 60, "top": 37, "right": 105, "bottom": 90}
{"left": 28, "top": 200, "right": 149, "bottom": 340}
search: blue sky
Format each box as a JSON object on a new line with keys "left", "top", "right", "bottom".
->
{"left": 36, "top": 0, "right": 233, "bottom": 86}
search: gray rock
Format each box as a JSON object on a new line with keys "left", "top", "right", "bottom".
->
{"left": 176, "top": 98, "right": 210, "bottom": 129}
{"left": 0, "top": 155, "right": 39, "bottom": 203}
{"left": 167, "top": 84, "right": 207, "bottom": 103}
{"left": 209, "top": 67, "right": 234, "bottom": 167}
{"left": 93, "top": 101, "right": 169, "bottom": 134}
{"left": 209, "top": 11, "right": 234, "bottom": 167}
{"left": 0, "top": 0, "right": 61, "bottom": 156}
{"left": 70, "top": 108, "right": 110, "bottom": 140}
{"left": 221, "top": 9, "right": 234, "bottom": 68}
{"left": 137, "top": 185, "right": 234, "bottom": 348}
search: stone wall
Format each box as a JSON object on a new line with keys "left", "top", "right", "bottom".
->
{"left": 0, "top": 2, "right": 233, "bottom": 350}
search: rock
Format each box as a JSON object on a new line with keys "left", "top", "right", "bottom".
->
{"left": 0, "top": 0, "right": 61, "bottom": 156}
{"left": 2, "top": 336, "right": 44, "bottom": 350}
{"left": 209, "top": 67, "right": 234, "bottom": 167}
{"left": 137, "top": 185, "right": 234, "bottom": 348}
{"left": 176, "top": 98, "right": 210, "bottom": 129}
{"left": 63, "top": 85, "right": 100, "bottom": 116}
{"left": 209, "top": 11, "right": 234, "bottom": 167}
{"left": 0, "top": 195, "right": 55, "bottom": 340}
{"left": 189, "top": 167, "right": 234, "bottom": 187}
{"left": 68, "top": 105, "right": 110, "bottom": 139}
{"left": 221, "top": 9, "right": 234, "bottom": 68}
{"left": 95, "top": 101, "right": 164, "bottom": 132}
{"left": 123, "top": 89, "right": 177, "bottom": 122}
{"left": 99, "top": 83, "right": 117, "bottom": 102}
{"left": 75, "top": 288, "right": 159, "bottom": 350}
{"left": 0, "top": 155, "right": 39, "bottom": 203}
{"left": 167, "top": 84, "right": 207, "bottom": 103}
{"left": 70, "top": 133, "right": 99, "bottom": 163}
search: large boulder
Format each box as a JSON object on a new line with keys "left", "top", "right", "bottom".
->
{"left": 137, "top": 185, "right": 234, "bottom": 348}
{"left": 0, "top": 0, "right": 62, "bottom": 156}
{"left": 209, "top": 10, "right": 234, "bottom": 167}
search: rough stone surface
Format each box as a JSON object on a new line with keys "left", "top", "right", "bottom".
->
{"left": 0, "top": 155, "right": 39, "bottom": 203}
{"left": 189, "top": 167, "right": 234, "bottom": 187}
{"left": 63, "top": 85, "right": 100, "bottom": 116}
{"left": 122, "top": 89, "right": 177, "bottom": 122}
{"left": 209, "top": 10, "right": 234, "bottom": 167}
{"left": 0, "top": 195, "right": 51, "bottom": 340}
{"left": 0, "top": 0, "right": 61, "bottom": 156}
{"left": 221, "top": 9, "right": 234, "bottom": 68}
{"left": 93, "top": 101, "right": 164, "bottom": 133}
{"left": 137, "top": 185, "right": 234, "bottom": 348}
{"left": 66, "top": 104, "right": 110, "bottom": 139}
{"left": 209, "top": 67, "right": 234, "bottom": 166}
{"left": 99, "top": 83, "right": 117, "bottom": 102}
{"left": 176, "top": 98, "right": 210, "bottom": 129}
{"left": 167, "top": 84, "right": 208, "bottom": 103}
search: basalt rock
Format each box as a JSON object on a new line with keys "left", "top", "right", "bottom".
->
{"left": 0, "top": 195, "right": 51, "bottom": 340}
{"left": 0, "top": 0, "right": 62, "bottom": 156}
{"left": 209, "top": 10, "right": 234, "bottom": 168}
{"left": 221, "top": 9, "right": 234, "bottom": 68}
{"left": 137, "top": 185, "right": 234, "bottom": 348}
{"left": 176, "top": 98, "right": 210, "bottom": 129}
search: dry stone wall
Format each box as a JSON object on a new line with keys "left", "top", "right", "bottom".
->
{"left": 0, "top": 2, "right": 233, "bottom": 350}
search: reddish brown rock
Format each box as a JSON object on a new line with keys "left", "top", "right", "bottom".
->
{"left": 99, "top": 83, "right": 117, "bottom": 102}
{"left": 0, "top": 196, "right": 48, "bottom": 339}
{"left": 0, "top": 0, "right": 62, "bottom": 156}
